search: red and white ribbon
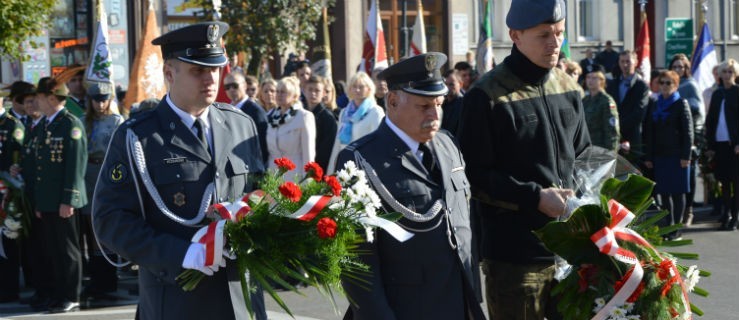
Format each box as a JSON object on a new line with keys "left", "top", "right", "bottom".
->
{"left": 286, "top": 195, "right": 333, "bottom": 221}
{"left": 190, "top": 196, "right": 253, "bottom": 268}
{"left": 590, "top": 200, "right": 690, "bottom": 320}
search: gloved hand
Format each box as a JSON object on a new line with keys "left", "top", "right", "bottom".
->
{"left": 182, "top": 243, "right": 233, "bottom": 275}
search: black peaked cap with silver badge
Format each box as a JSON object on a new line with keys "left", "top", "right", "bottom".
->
{"left": 378, "top": 52, "right": 448, "bottom": 97}
{"left": 152, "top": 21, "right": 229, "bottom": 67}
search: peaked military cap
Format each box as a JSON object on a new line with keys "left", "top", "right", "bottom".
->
{"left": 378, "top": 52, "right": 448, "bottom": 97}
{"left": 152, "top": 21, "right": 229, "bottom": 67}
{"left": 87, "top": 82, "right": 114, "bottom": 102}
{"left": 506, "top": 0, "right": 566, "bottom": 30}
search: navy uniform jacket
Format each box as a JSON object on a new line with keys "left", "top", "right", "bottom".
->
{"left": 93, "top": 100, "right": 264, "bottom": 320}
{"left": 337, "top": 121, "right": 484, "bottom": 320}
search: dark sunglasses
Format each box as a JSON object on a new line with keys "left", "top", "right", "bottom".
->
{"left": 224, "top": 83, "right": 239, "bottom": 90}
{"left": 659, "top": 81, "right": 673, "bottom": 86}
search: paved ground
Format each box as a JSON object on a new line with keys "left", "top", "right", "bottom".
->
{"left": 1, "top": 207, "right": 737, "bottom": 319}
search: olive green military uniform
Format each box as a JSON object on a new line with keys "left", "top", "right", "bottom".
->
{"left": 35, "top": 108, "right": 87, "bottom": 304}
{"left": 0, "top": 111, "right": 25, "bottom": 302}
{"left": 583, "top": 91, "right": 620, "bottom": 151}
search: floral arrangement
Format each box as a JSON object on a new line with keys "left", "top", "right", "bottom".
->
{"left": 0, "top": 172, "right": 30, "bottom": 259}
{"left": 535, "top": 175, "right": 710, "bottom": 320}
{"left": 177, "top": 158, "right": 409, "bottom": 318}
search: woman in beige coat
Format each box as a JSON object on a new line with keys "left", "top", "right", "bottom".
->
{"left": 327, "top": 71, "right": 384, "bottom": 172}
{"left": 266, "top": 76, "right": 316, "bottom": 181}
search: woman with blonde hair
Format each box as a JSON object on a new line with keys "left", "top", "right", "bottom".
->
{"left": 265, "top": 76, "right": 316, "bottom": 181}
{"left": 321, "top": 76, "right": 338, "bottom": 112}
{"left": 705, "top": 59, "right": 739, "bottom": 230}
{"left": 327, "top": 71, "right": 384, "bottom": 172}
{"left": 257, "top": 78, "right": 278, "bottom": 111}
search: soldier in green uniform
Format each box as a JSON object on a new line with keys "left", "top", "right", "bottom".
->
{"left": 583, "top": 66, "right": 620, "bottom": 151}
{"left": 0, "top": 83, "right": 26, "bottom": 303}
{"left": 14, "top": 84, "right": 55, "bottom": 310}
{"left": 33, "top": 77, "right": 88, "bottom": 313}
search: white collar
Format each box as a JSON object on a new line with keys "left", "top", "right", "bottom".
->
{"left": 233, "top": 97, "right": 248, "bottom": 109}
{"left": 166, "top": 94, "right": 211, "bottom": 131}
{"left": 385, "top": 117, "right": 421, "bottom": 158}
{"left": 46, "top": 108, "right": 64, "bottom": 124}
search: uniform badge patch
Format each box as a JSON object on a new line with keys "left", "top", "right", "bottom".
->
{"left": 12, "top": 128, "right": 23, "bottom": 142}
{"left": 173, "top": 192, "right": 186, "bottom": 207}
{"left": 109, "top": 163, "right": 127, "bottom": 183}
{"left": 71, "top": 127, "right": 82, "bottom": 140}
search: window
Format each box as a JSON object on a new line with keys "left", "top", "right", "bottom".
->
{"left": 578, "top": 0, "right": 596, "bottom": 41}
{"left": 733, "top": 0, "right": 739, "bottom": 39}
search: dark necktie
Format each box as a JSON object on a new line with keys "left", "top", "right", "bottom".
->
{"left": 193, "top": 118, "right": 209, "bottom": 151}
{"left": 419, "top": 143, "right": 435, "bottom": 173}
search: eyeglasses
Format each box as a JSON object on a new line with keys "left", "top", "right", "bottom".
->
{"left": 659, "top": 81, "right": 674, "bottom": 86}
{"left": 224, "top": 83, "right": 239, "bottom": 90}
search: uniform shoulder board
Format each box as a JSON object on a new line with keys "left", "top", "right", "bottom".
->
{"left": 213, "top": 102, "right": 242, "bottom": 113}
{"left": 123, "top": 109, "right": 155, "bottom": 128}
{"left": 344, "top": 131, "right": 377, "bottom": 152}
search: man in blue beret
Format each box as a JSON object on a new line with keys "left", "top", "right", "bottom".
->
{"left": 459, "top": 0, "right": 591, "bottom": 319}
{"left": 93, "top": 22, "right": 266, "bottom": 320}
{"left": 338, "top": 52, "right": 485, "bottom": 319}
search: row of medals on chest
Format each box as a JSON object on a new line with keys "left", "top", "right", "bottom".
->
{"left": 23, "top": 131, "right": 64, "bottom": 162}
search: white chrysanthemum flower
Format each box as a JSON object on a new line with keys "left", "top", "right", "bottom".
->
{"left": 3, "top": 228, "right": 19, "bottom": 239}
{"left": 593, "top": 297, "right": 606, "bottom": 313}
{"left": 337, "top": 170, "right": 352, "bottom": 185}
{"left": 623, "top": 302, "right": 635, "bottom": 312}
{"left": 4, "top": 218, "right": 21, "bottom": 231}
{"left": 685, "top": 265, "right": 700, "bottom": 292}
{"left": 609, "top": 306, "right": 627, "bottom": 317}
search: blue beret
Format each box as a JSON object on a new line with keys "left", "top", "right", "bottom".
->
{"left": 506, "top": 0, "right": 566, "bottom": 30}
{"left": 152, "top": 22, "right": 229, "bottom": 67}
{"left": 378, "top": 52, "right": 448, "bottom": 97}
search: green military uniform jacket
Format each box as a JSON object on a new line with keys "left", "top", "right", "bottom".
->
{"left": 21, "top": 118, "right": 44, "bottom": 203}
{"left": 0, "top": 112, "right": 25, "bottom": 171}
{"left": 582, "top": 91, "right": 620, "bottom": 151}
{"left": 34, "top": 108, "right": 87, "bottom": 212}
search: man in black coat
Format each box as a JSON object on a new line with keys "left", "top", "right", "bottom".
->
{"left": 224, "top": 71, "right": 268, "bottom": 164}
{"left": 606, "top": 50, "right": 650, "bottom": 158}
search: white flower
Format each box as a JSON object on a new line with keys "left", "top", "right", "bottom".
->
{"left": 337, "top": 170, "right": 352, "bottom": 186}
{"left": 3, "top": 218, "right": 21, "bottom": 231}
{"left": 593, "top": 297, "right": 607, "bottom": 313}
{"left": 685, "top": 265, "right": 700, "bottom": 292}
{"left": 2, "top": 228, "right": 18, "bottom": 239}
{"left": 609, "top": 306, "right": 627, "bottom": 318}
{"left": 623, "top": 302, "right": 635, "bottom": 312}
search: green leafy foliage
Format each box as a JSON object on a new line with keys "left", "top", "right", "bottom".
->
{"left": 535, "top": 175, "right": 710, "bottom": 319}
{"left": 197, "top": 0, "right": 335, "bottom": 75}
{"left": 0, "top": 0, "right": 55, "bottom": 60}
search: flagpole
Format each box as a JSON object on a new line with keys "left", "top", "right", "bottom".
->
{"left": 700, "top": 0, "right": 708, "bottom": 24}
{"left": 638, "top": 0, "right": 647, "bottom": 23}
{"left": 401, "top": 0, "right": 409, "bottom": 58}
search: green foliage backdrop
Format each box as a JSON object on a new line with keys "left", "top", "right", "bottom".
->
{"left": 0, "top": 0, "right": 56, "bottom": 60}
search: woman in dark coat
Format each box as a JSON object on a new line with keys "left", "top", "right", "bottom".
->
{"left": 704, "top": 59, "right": 739, "bottom": 230}
{"left": 644, "top": 70, "right": 693, "bottom": 240}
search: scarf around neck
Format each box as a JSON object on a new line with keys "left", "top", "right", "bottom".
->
{"left": 268, "top": 105, "right": 297, "bottom": 128}
{"left": 338, "top": 97, "right": 373, "bottom": 144}
{"left": 653, "top": 91, "right": 681, "bottom": 122}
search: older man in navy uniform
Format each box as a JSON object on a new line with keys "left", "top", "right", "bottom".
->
{"left": 337, "top": 52, "right": 485, "bottom": 320}
{"left": 93, "top": 22, "right": 265, "bottom": 320}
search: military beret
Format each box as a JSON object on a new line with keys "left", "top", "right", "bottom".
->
{"left": 87, "top": 82, "right": 114, "bottom": 102}
{"left": 506, "top": 0, "right": 566, "bottom": 30}
{"left": 378, "top": 52, "right": 448, "bottom": 97}
{"left": 152, "top": 21, "right": 229, "bottom": 67}
{"left": 37, "top": 77, "right": 69, "bottom": 98}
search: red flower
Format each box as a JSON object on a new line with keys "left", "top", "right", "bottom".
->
{"left": 304, "top": 162, "right": 324, "bottom": 181}
{"left": 613, "top": 266, "right": 645, "bottom": 303}
{"left": 324, "top": 175, "right": 342, "bottom": 196}
{"left": 274, "top": 157, "right": 296, "bottom": 171}
{"left": 278, "top": 182, "right": 302, "bottom": 202}
{"left": 316, "top": 217, "right": 337, "bottom": 239}
{"left": 577, "top": 264, "right": 598, "bottom": 293}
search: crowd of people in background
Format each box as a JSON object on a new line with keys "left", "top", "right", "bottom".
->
{"left": 2, "top": 32, "right": 739, "bottom": 315}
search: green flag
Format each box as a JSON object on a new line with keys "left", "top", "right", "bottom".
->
{"left": 560, "top": 30, "right": 571, "bottom": 59}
